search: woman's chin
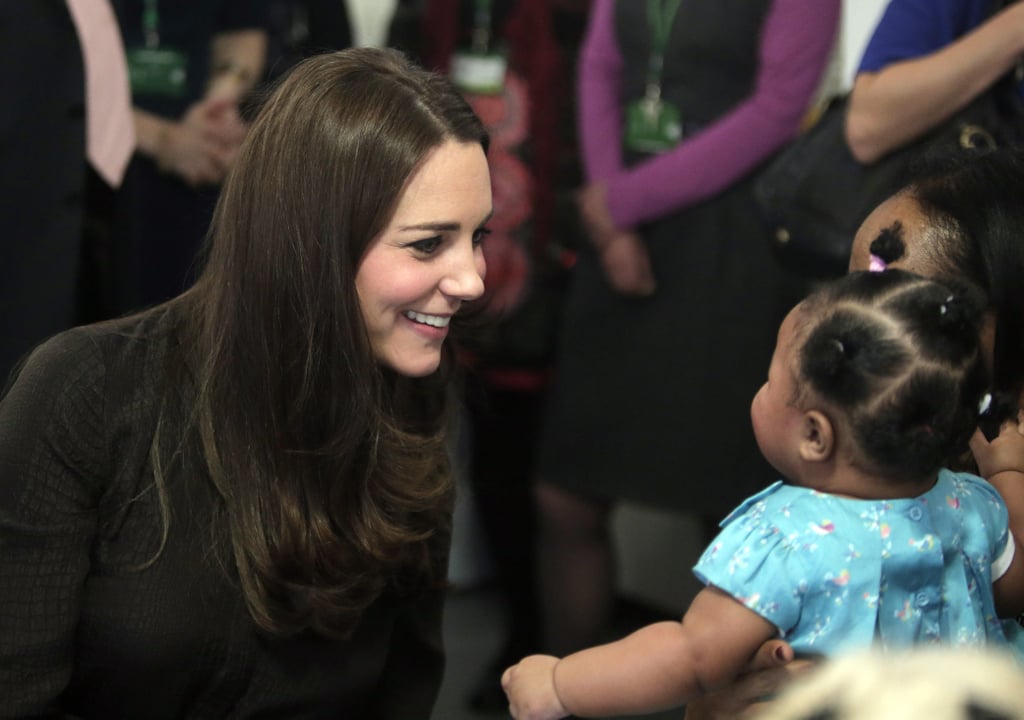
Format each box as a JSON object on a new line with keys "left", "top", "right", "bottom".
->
{"left": 380, "top": 352, "right": 442, "bottom": 378}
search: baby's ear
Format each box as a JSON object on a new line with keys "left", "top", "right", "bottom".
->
{"left": 799, "top": 410, "right": 834, "bottom": 462}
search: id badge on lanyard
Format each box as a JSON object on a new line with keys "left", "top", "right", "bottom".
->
{"left": 126, "top": 0, "right": 187, "bottom": 98}
{"left": 450, "top": 0, "right": 508, "bottom": 95}
{"left": 624, "top": 0, "right": 684, "bottom": 154}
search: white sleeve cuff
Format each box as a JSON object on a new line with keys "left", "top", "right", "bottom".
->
{"left": 992, "top": 530, "right": 1016, "bottom": 582}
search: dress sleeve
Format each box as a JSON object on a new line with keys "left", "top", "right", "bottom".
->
{"left": 0, "top": 331, "right": 108, "bottom": 715}
{"left": 367, "top": 528, "right": 451, "bottom": 720}
{"left": 577, "top": 0, "right": 625, "bottom": 185}
{"left": 603, "top": 0, "right": 841, "bottom": 229}
{"left": 961, "top": 474, "right": 1014, "bottom": 581}
{"left": 692, "top": 492, "right": 807, "bottom": 635}
{"left": 367, "top": 587, "right": 446, "bottom": 720}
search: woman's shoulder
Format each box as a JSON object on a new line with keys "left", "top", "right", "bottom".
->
{"left": 0, "top": 305, "right": 187, "bottom": 503}
{"left": 2, "top": 305, "right": 186, "bottom": 446}
{"left": 5, "top": 305, "right": 180, "bottom": 396}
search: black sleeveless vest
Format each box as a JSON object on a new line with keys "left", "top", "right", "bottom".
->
{"left": 614, "top": 0, "right": 772, "bottom": 143}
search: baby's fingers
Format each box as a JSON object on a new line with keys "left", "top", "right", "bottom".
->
{"left": 746, "top": 639, "right": 794, "bottom": 672}
{"left": 969, "top": 427, "right": 990, "bottom": 455}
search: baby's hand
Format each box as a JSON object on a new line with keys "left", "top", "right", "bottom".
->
{"left": 970, "top": 410, "right": 1024, "bottom": 480}
{"left": 501, "top": 654, "right": 568, "bottom": 720}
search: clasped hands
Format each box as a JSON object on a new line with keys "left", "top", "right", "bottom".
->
{"left": 577, "top": 182, "right": 656, "bottom": 297}
{"left": 156, "top": 95, "right": 248, "bottom": 187}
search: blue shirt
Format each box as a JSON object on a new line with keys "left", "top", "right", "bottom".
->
{"left": 693, "top": 469, "right": 1017, "bottom": 657}
{"left": 858, "top": 0, "right": 991, "bottom": 74}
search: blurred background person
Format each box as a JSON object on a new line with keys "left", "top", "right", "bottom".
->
{"left": 845, "top": 0, "right": 1024, "bottom": 166}
{"left": 534, "top": 0, "right": 841, "bottom": 658}
{"left": 0, "top": 0, "right": 134, "bottom": 383}
{"left": 419, "top": 0, "right": 591, "bottom": 711}
{"left": 262, "top": 0, "right": 425, "bottom": 82}
{"left": 90, "top": 0, "right": 270, "bottom": 320}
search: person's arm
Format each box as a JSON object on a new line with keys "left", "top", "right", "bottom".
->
{"left": 683, "top": 640, "right": 815, "bottom": 720}
{"left": 502, "top": 586, "right": 777, "bottom": 719}
{"left": 132, "top": 20, "right": 267, "bottom": 186}
{"left": 603, "top": 0, "right": 840, "bottom": 230}
{"left": 0, "top": 333, "right": 106, "bottom": 715}
{"left": 133, "top": 100, "right": 242, "bottom": 186}
{"left": 576, "top": 0, "right": 625, "bottom": 186}
{"left": 970, "top": 417, "right": 1024, "bottom": 617}
{"left": 368, "top": 519, "right": 450, "bottom": 720}
{"left": 846, "top": 2, "right": 1024, "bottom": 164}
{"left": 574, "top": 0, "right": 657, "bottom": 296}
{"left": 367, "top": 584, "right": 448, "bottom": 719}
{"left": 206, "top": 28, "right": 267, "bottom": 101}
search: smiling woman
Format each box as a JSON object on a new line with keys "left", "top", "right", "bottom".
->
{"left": 357, "top": 139, "right": 491, "bottom": 377}
{"left": 0, "top": 48, "right": 489, "bottom": 719}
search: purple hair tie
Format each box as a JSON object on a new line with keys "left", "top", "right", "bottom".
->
{"left": 868, "top": 254, "right": 887, "bottom": 272}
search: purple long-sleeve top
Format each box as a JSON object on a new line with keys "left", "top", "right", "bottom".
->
{"left": 580, "top": 0, "right": 841, "bottom": 230}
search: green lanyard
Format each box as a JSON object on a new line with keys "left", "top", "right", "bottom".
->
{"left": 645, "top": 0, "right": 683, "bottom": 90}
{"left": 143, "top": 0, "right": 160, "bottom": 48}
{"left": 471, "top": 0, "right": 493, "bottom": 54}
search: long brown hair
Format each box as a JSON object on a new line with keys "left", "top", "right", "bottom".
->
{"left": 168, "top": 48, "right": 488, "bottom": 638}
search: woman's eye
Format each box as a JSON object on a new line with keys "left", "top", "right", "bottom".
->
{"left": 409, "top": 236, "right": 443, "bottom": 254}
{"left": 473, "top": 227, "right": 492, "bottom": 246}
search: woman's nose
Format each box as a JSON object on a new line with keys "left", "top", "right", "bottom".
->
{"left": 440, "top": 242, "right": 486, "bottom": 301}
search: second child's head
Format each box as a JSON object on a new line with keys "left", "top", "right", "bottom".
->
{"left": 752, "top": 270, "right": 989, "bottom": 493}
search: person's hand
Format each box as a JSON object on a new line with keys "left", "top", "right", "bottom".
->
{"left": 200, "top": 95, "right": 247, "bottom": 159}
{"left": 501, "top": 654, "right": 569, "bottom": 720}
{"left": 577, "top": 182, "right": 618, "bottom": 246}
{"left": 970, "top": 410, "right": 1024, "bottom": 480}
{"left": 683, "top": 640, "right": 813, "bottom": 719}
{"left": 156, "top": 96, "right": 246, "bottom": 186}
{"left": 599, "top": 231, "right": 656, "bottom": 297}
{"left": 576, "top": 183, "right": 655, "bottom": 296}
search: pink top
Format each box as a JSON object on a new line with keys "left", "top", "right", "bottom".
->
{"left": 579, "top": 0, "right": 841, "bottom": 229}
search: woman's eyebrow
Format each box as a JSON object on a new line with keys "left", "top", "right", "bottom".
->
{"left": 399, "top": 209, "right": 494, "bottom": 233}
{"left": 398, "top": 221, "right": 461, "bottom": 232}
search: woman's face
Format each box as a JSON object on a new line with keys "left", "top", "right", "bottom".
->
{"left": 848, "top": 193, "right": 932, "bottom": 274}
{"left": 849, "top": 191, "right": 997, "bottom": 373}
{"left": 356, "top": 140, "right": 491, "bottom": 377}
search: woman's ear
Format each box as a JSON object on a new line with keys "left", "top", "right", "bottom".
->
{"left": 799, "top": 410, "right": 834, "bottom": 462}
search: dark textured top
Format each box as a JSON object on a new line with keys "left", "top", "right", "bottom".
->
{"left": 0, "top": 307, "right": 448, "bottom": 719}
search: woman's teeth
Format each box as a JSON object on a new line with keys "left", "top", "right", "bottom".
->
{"left": 405, "top": 311, "right": 450, "bottom": 328}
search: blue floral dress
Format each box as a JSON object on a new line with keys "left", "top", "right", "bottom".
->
{"left": 693, "top": 469, "right": 1020, "bottom": 657}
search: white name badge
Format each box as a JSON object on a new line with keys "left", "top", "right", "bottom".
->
{"left": 451, "top": 51, "right": 508, "bottom": 95}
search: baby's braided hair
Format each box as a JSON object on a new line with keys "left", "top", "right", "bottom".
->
{"left": 798, "top": 269, "right": 989, "bottom": 479}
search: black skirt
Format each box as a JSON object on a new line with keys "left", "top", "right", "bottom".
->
{"left": 537, "top": 175, "right": 807, "bottom": 518}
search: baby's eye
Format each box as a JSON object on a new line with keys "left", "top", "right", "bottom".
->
{"left": 409, "top": 236, "right": 443, "bottom": 254}
{"left": 472, "top": 227, "right": 492, "bottom": 246}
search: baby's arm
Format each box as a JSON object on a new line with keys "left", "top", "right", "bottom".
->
{"left": 970, "top": 415, "right": 1024, "bottom": 616}
{"left": 502, "top": 586, "right": 777, "bottom": 719}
